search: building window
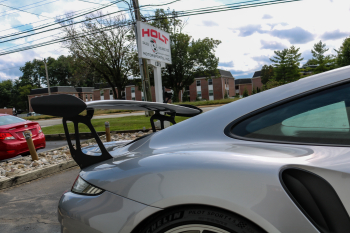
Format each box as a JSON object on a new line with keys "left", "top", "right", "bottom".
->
{"left": 90, "top": 94, "right": 92, "bottom": 101}
{"left": 109, "top": 90, "right": 113, "bottom": 95}
{"left": 100, "top": 90, "right": 104, "bottom": 96}
{"left": 131, "top": 87, "right": 135, "bottom": 93}
{"left": 100, "top": 90, "right": 104, "bottom": 100}
{"left": 209, "top": 90, "right": 213, "bottom": 96}
{"left": 197, "top": 91, "right": 202, "bottom": 98}
{"left": 208, "top": 79, "right": 213, "bottom": 85}
{"left": 85, "top": 94, "right": 88, "bottom": 101}
{"left": 196, "top": 80, "right": 201, "bottom": 86}
{"left": 132, "top": 97, "right": 135, "bottom": 100}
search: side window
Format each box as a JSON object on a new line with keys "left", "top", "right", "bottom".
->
{"left": 231, "top": 83, "right": 350, "bottom": 145}
{"left": 196, "top": 80, "right": 201, "bottom": 86}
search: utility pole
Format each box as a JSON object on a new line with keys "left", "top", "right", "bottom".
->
{"left": 132, "top": 0, "right": 153, "bottom": 116}
{"left": 43, "top": 58, "right": 51, "bottom": 95}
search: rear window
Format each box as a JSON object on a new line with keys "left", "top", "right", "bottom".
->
{"left": 0, "top": 115, "right": 26, "bottom": 126}
{"left": 231, "top": 82, "right": 350, "bottom": 145}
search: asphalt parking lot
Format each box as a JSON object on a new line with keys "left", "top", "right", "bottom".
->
{"left": 0, "top": 166, "right": 80, "bottom": 233}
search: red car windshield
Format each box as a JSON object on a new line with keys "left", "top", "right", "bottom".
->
{"left": 0, "top": 115, "right": 26, "bottom": 126}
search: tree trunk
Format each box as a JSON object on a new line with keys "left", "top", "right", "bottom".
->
{"left": 117, "top": 87, "right": 123, "bottom": 100}
{"left": 172, "top": 87, "right": 180, "bottom": 102}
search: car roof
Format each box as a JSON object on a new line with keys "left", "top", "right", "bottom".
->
{"left": 0, "top": 114, "right": 8, "bottom": 116}
{"left": 150, "top": 65, "right": 350, "bottom": 147}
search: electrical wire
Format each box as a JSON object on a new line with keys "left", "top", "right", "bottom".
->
{"left": 0, "top": 0, "right": 303, "bottom": 57}
{"left": 0, "top": 1, "right": 120, "bottom": 34}
{"left": 0, "top": 0, "right": 53, "bottom": 15}
{"left": 0, "top": 2, "right": 54, "bottom": 19}
{"left": 0, "top": 0, "right": 122, "bottom": 41}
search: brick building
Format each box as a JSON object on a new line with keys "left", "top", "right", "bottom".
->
{"left": 252, "top": 71, "right": 263, "bottom": 91}
{"left": 235, "top": 70, "right": 263, "bottom": 96}
{"left": 93, "top": 69, "right": 235, "bottom": 102}
{"left": 28, "top": 86, "right": 94, "bottom": 112}
{"left": 94, "top": 83, "right": 174, "bottom": 102}
{"left": 28, "top": 70, "right": 237, "bottom": 110}
{"left": 0, "top": 108, "right": 13, "bottom": 115}
{"left": 187, "top": 70, "right": 235, "bottom": 101}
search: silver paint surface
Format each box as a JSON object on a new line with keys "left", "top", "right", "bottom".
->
{"left": 60, "top": 66, "right": 350, "bottom": 233}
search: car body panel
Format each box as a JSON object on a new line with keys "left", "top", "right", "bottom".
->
{"left": 61, "top": 66, "right": 350, "bottom": 232}
{"left": 81, "top": 136, "right": 350, "bottom": 233}
{"left": 58, "top": 190, "right": 161, "bottom": 233}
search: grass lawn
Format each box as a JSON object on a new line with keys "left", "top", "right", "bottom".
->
{"left": 42, "top": 115, "right": 190, "bottom": 135}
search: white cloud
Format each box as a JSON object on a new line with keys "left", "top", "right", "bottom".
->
{"left": 1, "top": 0, "right": 350, "bottom": 81}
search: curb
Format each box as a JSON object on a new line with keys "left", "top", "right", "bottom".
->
{"left": 45, "top": 129, "right": 152, "bottom": 141}
{"left": 0, "top": 160, "right": 77, "bottom": 191}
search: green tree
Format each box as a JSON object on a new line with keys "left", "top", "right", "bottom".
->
{"left": 270, "top": 46, "right": 303, "bottom": 83}
{"left": 59, "top": 12, "right": 138, "bottom": 99}
{"left": 19, "top": 59, "right": 44, "bottom": 87}
{"left": 335, "top": 37, "right": 350, "bottom": 67}
{"left": 150, "top": 10, "right": 221, "bottom": 102}
{"left": 260, "top": 65, "right": 274, "bottom": 84}
{"left": 243, "top": 88, "right": 249, "bottom": 97}
{"left": 311, "top": 40, "right": 335, "bottom": 73}
{"left": 0, "top": 80, "right": 14, "bottom": 108}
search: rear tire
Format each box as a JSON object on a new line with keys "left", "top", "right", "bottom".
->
{"left": 133, "top": 206, "right": 266, "bottom": 233}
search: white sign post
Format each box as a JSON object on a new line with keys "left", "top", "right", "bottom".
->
{"left": 137, "top": 21, "right": 172, "bottom": 103}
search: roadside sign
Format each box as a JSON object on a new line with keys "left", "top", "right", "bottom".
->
{"left": 137, "top": 21, "right": 172, "bottom": 64}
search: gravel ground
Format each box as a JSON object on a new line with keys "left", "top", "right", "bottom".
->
{"left": 0, "top": 131, "right": 151, "bottom": 179}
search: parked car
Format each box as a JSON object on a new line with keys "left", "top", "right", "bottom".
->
{"left": 0, "top": 114, "right": 45, "bottom": 160}
{"left": 32, "top": 66, "right": 350, "bottom": 233}
{"left": 26, "top": 112, "right": 36, "bottom": 117}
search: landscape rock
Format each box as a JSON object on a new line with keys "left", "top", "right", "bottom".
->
{"left": 0, "top": 131, "right": 151, "bottom": 178}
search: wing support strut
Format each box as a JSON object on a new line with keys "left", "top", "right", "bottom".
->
{"left": 62, "top": 109, "right": 112, "bottom": 169}
{"left": 150, "top": 111, "right": 176, "bottom": 132}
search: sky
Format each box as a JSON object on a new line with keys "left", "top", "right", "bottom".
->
{"left": 0, "top": 0, "right": 349, "bottom": 82}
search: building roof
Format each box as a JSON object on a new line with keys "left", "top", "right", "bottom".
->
{"left": 252, "top": 71, "right": 261, "bottom": 78}
{"left": 30, "top": 86, "right": 76, "bottom": 95}
{"left": 235, "top": 78, "right": 252, "bottom": 85}
{"left": 193, "top": 69, "right": 234, "bottom": 79}
{"left": 94, "top": 80, "right": 136, "bottom": 89}
{"left": 219, "top": 70, "right": 234, "bottom": 78}
{"left": 75, "top": 87, "right": 94, "bottom": 92}
{"left": 30, "top": 86, "right": 94, "bottom": 95}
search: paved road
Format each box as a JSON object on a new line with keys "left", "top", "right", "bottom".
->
{"left": 0, "top": 167, "right": 80, "bottom": 233}
{"left": 37, "top": 106, "right": 218, "bottom": 127}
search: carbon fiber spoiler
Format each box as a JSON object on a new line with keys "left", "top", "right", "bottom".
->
{"left": 31, "top": 94, "right": 201, "bottom": 169}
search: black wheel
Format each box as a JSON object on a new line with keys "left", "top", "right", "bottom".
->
{"left": 133, "top": 206, "right": 266, "bottom": 233}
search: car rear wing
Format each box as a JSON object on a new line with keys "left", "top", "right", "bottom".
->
{"left": 31, "top": 94, "right": 202, "bottom": 169}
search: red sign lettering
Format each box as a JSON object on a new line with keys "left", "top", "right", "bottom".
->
{"left": 142, "top": 28, "right": 169, "bottom": 44}
{"left": 158, "top": 32, "right": 164, "bottom": 42}
{"left": 150, "top": 29, "right": 157, "bottom": 38}
{"left": 142, "top": 29, "right": 150, "bottom": 37}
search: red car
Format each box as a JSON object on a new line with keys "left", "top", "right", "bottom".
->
{"left": 0, "top": 114, "right": 45, "bottom": 160}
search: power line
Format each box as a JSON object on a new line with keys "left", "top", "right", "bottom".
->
{"left": 0, "top": 0, "right": 122, "bottom": 41}
{"left": 0, "top": 0, "right": 303, "bottom": 57}
{"left": 0, "top": 66, "right": 21, "bottom": 72}
{"left": 0, "top": 2, "right": 53, "bottom": 19}
{"left": 0, "top": 2, "right": 117, "bottom": 34}
{"left": 0, "top": 0, "right": 52, "bottom": 15}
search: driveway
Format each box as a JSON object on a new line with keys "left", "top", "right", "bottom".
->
{"left": 0, "top": 167, "right": 80, "bottom": 233}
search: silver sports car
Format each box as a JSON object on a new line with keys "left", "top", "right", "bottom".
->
{"left": 32, "top": 66, "right": 350, "bottom": 233}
